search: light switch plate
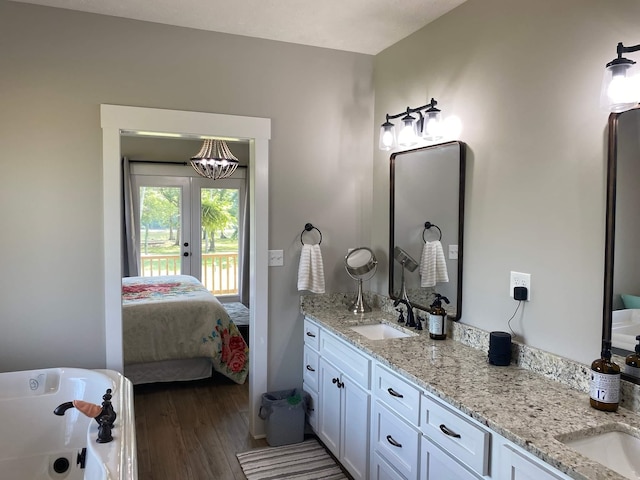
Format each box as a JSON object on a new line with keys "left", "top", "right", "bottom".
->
{"left": 268, "top": 249, "right": 284, "bottom": 267}
{"left": 449, "top": 245, "right": 458, "bottom": 260}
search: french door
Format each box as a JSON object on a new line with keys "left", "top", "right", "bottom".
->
{"left": 131, "top": 169, "right": 244, "bottom": 299}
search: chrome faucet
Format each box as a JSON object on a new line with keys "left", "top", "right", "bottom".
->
{"left": 393, "top": 298, "right": 416, "bottom": 328}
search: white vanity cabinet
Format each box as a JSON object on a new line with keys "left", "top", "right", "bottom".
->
{"left": 304, "top": 318, "right": 371, "bottom": 480}
{"left": 371, "top": 364, "right": 422, "bottom": 479}
{"left": 303, "top": 317, "right": 574, "bottom": 480}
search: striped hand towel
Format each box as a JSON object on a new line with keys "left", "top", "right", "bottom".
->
{"left": 297, "top": 244, "right": 325, "bottom": 294}
{"left": 420, "top": 240, "right": 449, "bottom": 287}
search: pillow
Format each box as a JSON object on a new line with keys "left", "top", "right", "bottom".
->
{"left": 621, "top": 294, "right": 640, "bottom": 309}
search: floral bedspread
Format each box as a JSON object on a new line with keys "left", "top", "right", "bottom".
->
{"left": 122, "top": 275, "right": 248, "bottom": 384}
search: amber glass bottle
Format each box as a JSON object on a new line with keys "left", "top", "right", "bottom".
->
{"left": 428, "top": 294, "right": 450, "bottom": 340}
{"left": 589, "top": 340, "right": 620, "bottom": 412}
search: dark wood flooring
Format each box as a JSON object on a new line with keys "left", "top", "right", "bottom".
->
{"left": 134, "top": 374, "right": 268, "bottom": 479}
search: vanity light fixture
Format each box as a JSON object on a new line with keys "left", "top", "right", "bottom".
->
{"left": 379, "top": 98, "right": 443, "bottom": 151}
{"left": 190, "top": 138, "right": 239, "bottom": 179}
{"left": 601, "top": 42, "right": 640, "bottom": 113}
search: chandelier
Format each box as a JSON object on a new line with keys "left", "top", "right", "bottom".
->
{"left": 190, "top": 139, "right": 239, "bottom": 179}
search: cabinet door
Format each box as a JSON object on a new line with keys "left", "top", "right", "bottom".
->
{"left": 318, "top": 358, "right": 342, "bottom": 457}
{"left": 341, "top": 376, "right": 370, "bottom": 480}
{"left": 499, "top": 445, "right": 570, "bottom": 480}
{"left": 372, "top": 451, "right": 408, "bottom": 480}
{"left": 421, "top": 437, "right": 480, "bottom": 480}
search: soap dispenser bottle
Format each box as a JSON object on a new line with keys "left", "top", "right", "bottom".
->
{"left": 625, "top": 335, "right": 640, "bottom": 378}
{"left": 428, "top": 294, "right": 450, "bottom": 340}
{"left": 589, "top": 340, "right": 620, "bottom": 412}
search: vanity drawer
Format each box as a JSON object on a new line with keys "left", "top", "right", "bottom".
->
{"left": 420, "top": 393, "right": 490, "bottom": 477}
{"left": 320, "top": 331, "right": 371, "bottom": 389}
{"left": 304, "top": 318, "right": 320, "bottom": 351}
{"left": 374, "top": 363, "right": 421, "bottom": 425}
{"left": 372, "top": 401, "right": 420, "bottom": 480}
{"left": 303, "top": 345, "right": 319, "bottom": 392}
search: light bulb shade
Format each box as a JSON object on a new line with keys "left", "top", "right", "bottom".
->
{"left": 397, "top": 113, "right": 418, "bottom": 148}
{"left": 422, "top": 110, "right": 443, "bottom": 141}
{"left": 379, "top": 121, "right": 397, "bottom": 151}
{"left": 190, "top": 139, "right": 239, "bottom": 179}
{"left": 600, "top": 58, "right": 640, "bottom": 113}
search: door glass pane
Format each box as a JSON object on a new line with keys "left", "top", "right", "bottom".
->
{"left": 138, "top": 186, "right": 182, "bottom": 277}
{"left": 200, "top": 187, "right": 239, "bottom": 295}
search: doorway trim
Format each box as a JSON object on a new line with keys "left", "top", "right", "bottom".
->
{"left": 101, "top": 104, "right": 270, "bottom": 437}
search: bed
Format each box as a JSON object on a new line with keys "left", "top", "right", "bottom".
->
{"left": 122, "top": 275, "right": 249, "bottom": 385}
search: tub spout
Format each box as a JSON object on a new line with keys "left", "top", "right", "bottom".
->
{"left": 53, "top": 401, "right": 75, "bottom": 416}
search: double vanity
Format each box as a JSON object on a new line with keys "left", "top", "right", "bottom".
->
{"left": 301, "top": 295, "right": 640, "bottom": 480}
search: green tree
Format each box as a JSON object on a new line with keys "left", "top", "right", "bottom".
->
{"left": 201, "top": 188, "right": 237, "bottom": 252}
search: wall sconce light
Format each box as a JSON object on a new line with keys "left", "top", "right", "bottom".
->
{"left": 379, "top": 98, "right": 443, "bottom": 151}
{"left": 190, "top": 139, "right": 239, "bottom": 179}
{"left": 601, "top": 42, "right": 640, "bottom": 113}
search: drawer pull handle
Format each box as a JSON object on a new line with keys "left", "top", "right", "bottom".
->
{"left": 332, "top": 377, "right": 344, "bottom": 389}
{"left": 306, "top": 331, "right": 316, "bottom": 338}
{"left": 439, "top": 424, "right": 461, "bottom": 438}
{"left": 386, "top": 435, "right": 403, "bottom": 448}
{"left": 306, "top": 365, "right": 316, "bottom": 372}
{"left": 387, "top": 387, "right": 404, "bottom": 398}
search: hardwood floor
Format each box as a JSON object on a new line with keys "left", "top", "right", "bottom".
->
{"left": 134, "top": 374, "right": 268, "bottom": 479}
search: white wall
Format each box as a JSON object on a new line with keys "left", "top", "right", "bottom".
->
{"left": 0, "top": 0, "right": 374, "bottom": 389}
{"left": 372, "top": 0, "right": 640, "bottom": 365}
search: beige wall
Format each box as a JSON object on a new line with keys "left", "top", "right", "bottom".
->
{"left": 0, "top": 1, "right": 374, "bottom": 389}
{"left": 3, "top": 0, "right": 640, "bottom": 383}
{"left": 373, "top": 0, "right": 640, "bottom": 365}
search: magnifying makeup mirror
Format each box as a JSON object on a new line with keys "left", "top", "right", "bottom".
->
{"left": 345, "top": 247, "right": 378, "bottom": 314}
{"left": 393, "top": 246, "right": 418, "bottom": 304}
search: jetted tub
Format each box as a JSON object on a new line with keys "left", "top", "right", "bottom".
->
{"left": 0, "top": 368, "right": 137, "bottom": 479}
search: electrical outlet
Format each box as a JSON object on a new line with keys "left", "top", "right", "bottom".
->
{"left": 268, "top": 249, "right": 284, "bottom": 267}
{"left": 509, "top": 271, "right": 531, "bottom": 300}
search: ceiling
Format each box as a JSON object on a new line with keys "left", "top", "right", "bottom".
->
{"left": 9, "top": 0, "right": 467, "bottom": 55}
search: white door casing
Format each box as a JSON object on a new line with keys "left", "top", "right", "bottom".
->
{"left": 101, "top": 104, "right": 270, "bottom": 437}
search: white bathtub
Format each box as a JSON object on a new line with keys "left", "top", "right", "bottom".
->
{"left": 0, "top": 368, "right": 137, "bottom": 480}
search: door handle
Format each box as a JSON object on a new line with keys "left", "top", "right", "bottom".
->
{"left": 386, "top": 435, "right": 402, "bottom": 448}
{"left": 439, "top": 424, "right": 461, "bottom": 438}
{"left": 387, "top": 387, "right": 404, "bottom": 398}
{"left": 183, "top": 242, "right": 189, "bottom": 247}
{"left": 183, "top": 252, "right": 189, "bottom": 257}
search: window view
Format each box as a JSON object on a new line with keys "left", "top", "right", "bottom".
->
{"left": 200, "top": 187, "right": 240, "bottom": 296}
{"left": 137, "top": 185, "right": 240, "bottom": 296}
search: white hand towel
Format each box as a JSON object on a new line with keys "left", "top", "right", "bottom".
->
{"left": 420, "top": 240, "right": 449, "bottom": 287}
{"left": 297, "top": 244, "right": 326, "bottom": 294}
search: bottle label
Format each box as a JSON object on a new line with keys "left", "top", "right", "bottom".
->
{"left": 589, "top": 371, "right": 620, "bottom": 404}
{"left": 429, "top": 314, "right": 444, "bottom": 335}
{"left": 625, "top": 364, "right": 640, "bottom": 378}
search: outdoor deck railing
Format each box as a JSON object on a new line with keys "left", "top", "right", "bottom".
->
{"left": 140, "top": 253, "right": 238, "bottom": 295}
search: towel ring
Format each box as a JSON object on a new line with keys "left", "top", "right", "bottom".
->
{"left": 300, "top": 223, "right": 322, "bottom": 245}
{"left": 422, "top": 221, "right": 442, "bottom": 242}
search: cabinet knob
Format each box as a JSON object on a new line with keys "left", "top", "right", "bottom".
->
{"left": 386, "top": 435, "right": 403, "bottom": 448}
{"left": 439, "top": 424, "right": 461, "bottom": 438}
{"left": 306, "top": 331, "right": 316, "bottom": 338}
{"left": 306, "top": 365, "right": 315, "bottom": 372}
{"left": 332, "top": 377, "right": 344, "bottom": 388}
{"left": 387, "top": 387, "right": 404, "bottom": 398}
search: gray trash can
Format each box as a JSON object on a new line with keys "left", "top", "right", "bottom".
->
{"left": 258, "top": 388, "right": 309, "bottom": 446}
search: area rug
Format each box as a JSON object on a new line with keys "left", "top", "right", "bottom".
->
{"left": 236, "top": 438, "right": 348, "bottom": 480}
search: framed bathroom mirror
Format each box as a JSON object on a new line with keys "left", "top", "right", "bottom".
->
{"left": 604, "top": 107, "right": 640, "bottom": 373}
{"left": 389, "top": 141, "right": 466, "bottom": 317}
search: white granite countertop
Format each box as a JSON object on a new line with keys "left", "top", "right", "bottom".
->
{"left": 301, "top": 299, "right": 640, "bottom": 480}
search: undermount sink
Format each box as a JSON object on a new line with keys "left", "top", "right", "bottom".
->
{"left": 349, "top": 323, "right": 416, "bottom": 340}
{"left": 560, "top": 427, "right": 640, "bottom": 479}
